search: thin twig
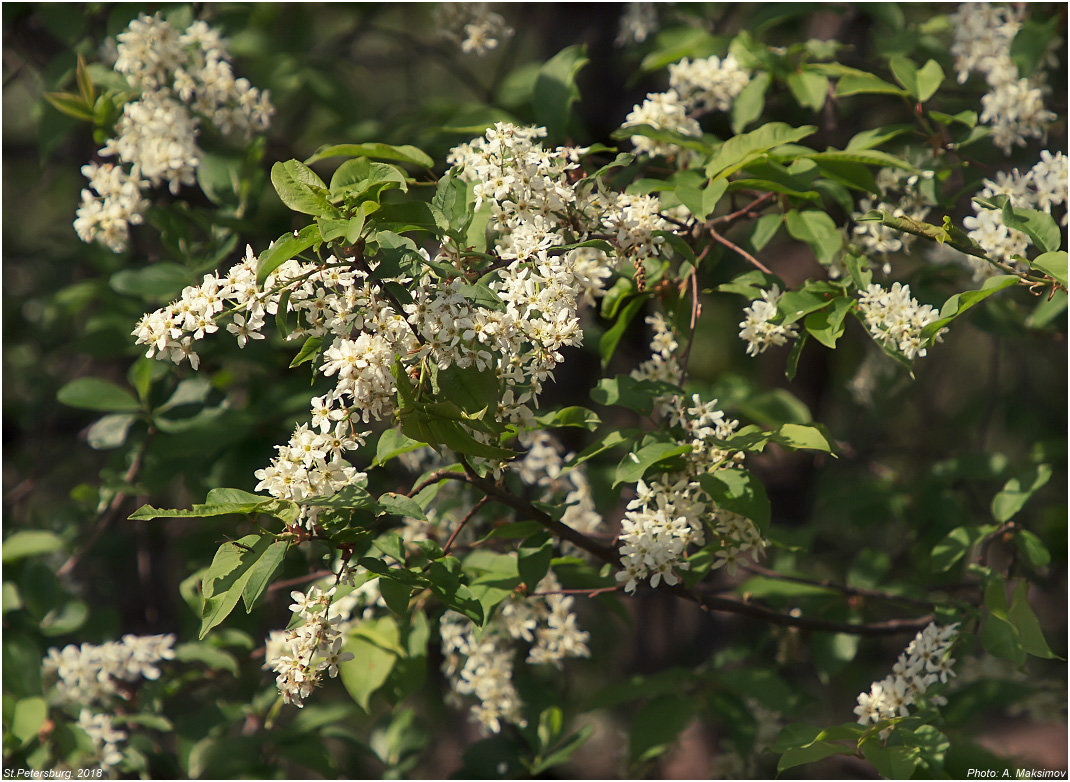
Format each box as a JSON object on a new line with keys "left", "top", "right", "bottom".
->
{"left": 672, "top": 584, "right": 935, "bottom": 636}
{"left": 741, "top": 564, "right": 937, "bottom": 608}
{"left": 267, "top": 569, "right": 334, "bottom": 594}
{"left": 708, "top": 228, "right": 773, "bottom": 274}
{"left": 407, "top": 468, "right": 470, "bottom": 497}
{"left": 443, "top": 497, "right": 487, "bottom": 555}
{"left": 531, "top": 586, "right": 622, "bottom": 597}
{"left": 455, "top": 456, "right": 618, "bottom": 563}
{"left": 678, "top": 267, "right": 702, "bottom": 385}
{"left": 710, "top": 191, "right": 776, "bottom": 227}
{"left": 58, "top": 429, "right": 154, "bottom": 578}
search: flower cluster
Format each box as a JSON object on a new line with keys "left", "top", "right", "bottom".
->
{"left": 961, "top": 151, "right": 1069, "bottom": 278}
{"left": 265, "top": 585, "right": 353, "bottom": 708}
{"left": 76, "top": 14, "right": 273, "bottom": 251}
{"left": 76, "top": 710, "right": 126, "bottom": 772}
{"left": 435, "top": 3, "right": 514, "bottom": 56}
{"left": 854, "top": 622, "right": 959, "bottom": 726}
{"left": 857, "top": 282, "right": 945, "bottom": 360}
{"left": 631, "top": 312, "right": 683, "bottom": 385}
{"left": 42, "top": 634, "right": 176, "bottom": 706}
{"left": 615, "top": 476, "right": 709, "bottom": 592}
{"left": 738, "top": 285, "right": 799, "bottom": 357}
{"left": 616, "top": 2, "right": 660, "bottom": 47}
{"left": 621, "top": 54, "right": 751, "bottom": 158}
{"left": 619, "top": 320, "right": 760, "bottom": 592}
{"left": 949, "top": 4, "right": 1056, "bottom": 154}
{"left": 440, "top": 572, "right": 589, "bottom": 734}
{"left": 42, "top": 634, "right": 176, "bottom": 774}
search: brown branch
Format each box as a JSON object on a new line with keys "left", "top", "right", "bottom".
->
{"left": 678, "top": 266, "right": 702, "bottom": 385}
{"left": 443, "top": 497, "right": 487, "bottom": 555}
{"left": 741, "top": 563, "right": 937, "bottom": 609}
{"left": 455, "top": 456, "right": 618, "bottom": 563}
{"left": 710, "top": 191, "right": 776, "bottom": 228}
{"left": 407, "top": 468, "right": 470, "bottom": 497}
{"left": 672, "top": 584, "right": 935, "bottom": 636}
{"left": 267, "top": 569, "right": 334, "bottom": 594}
{"left": 708, "top": 228, "right": 773, "bottom": 274}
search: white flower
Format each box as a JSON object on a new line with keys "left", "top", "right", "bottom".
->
{"left": 738, "top": 285, "right": 798, "bottom": 356}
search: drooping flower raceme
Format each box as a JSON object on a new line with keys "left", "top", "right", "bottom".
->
{"left": 264, "top": 585, "right": 353, "bottom": 708}
{"left": 435, "top": 3, "right": 514, "bottom": 56}
{"left": 75, "top": 13, "right": 273, "bottom": 251}
{"left": 948, "top": 3, "right": 1056, "bottom": 154}
{"left": 857, "top": 282, "right": 945, "bottom": 360}
{"left": 42, "top": 634, "right": 176, "bottom": 706}
{"left": 42, "top": 634, "right": 176, "bottom": 773}
{"left": 854, "top": 622, "right": 959, "bottom": 726}
{"left": 738, "top": 285, "right": 799, "bottom": 357}
{"left": 621, "top": 54, "right": 751, "bottom": 159}
{"left": 960, "top": 151, "right": 1069, "bottom": 278}
{"left": 440, "top": 572, "right": 589, "bottom": 734}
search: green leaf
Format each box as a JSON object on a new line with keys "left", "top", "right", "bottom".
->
{"left": 377, "top": 492, "right": 427, "bottom": 521}
{"left": 174, "top": 642, "right": 239, "bottom": 676}
{"left": 599, "top": 294, "right": 646, "bottom": 369}
{"left": 43, "top": 90, "right": 94, "bottom": 121}
{"left": 57, "top": 377, "right": 140, "bottom": 412}
{"left": 2, "top": 531, "right": 64, "bottom": 563}
{"left": 199, "top": 535, "right": 279, "bottom": 639}
{"left": 373, "top": 429, "right": 425, "bottom": 467}
{"left": 923, "top": 275, "right": 1019, "bottom": 338}
{"left": 289, "top": 336, "right": 323, "bottom": 368}
{"left": 706, "top": 123, "right": 817, "bottom": 180}
{"left": 930, "top": 526, "right": 990, "bottom": 572}
{"left": 991, "top": 464, "right": 1052, "bottom": 523}
{"left": 980, "top": 578, "right": 1025, "bottom": 664}
{"left": 731, "top": 71, "right": 771, "bottom": 133}
{"left": 240, "top": 540, "right": 288, "bottom": 613}
{"left": 270, "top": 160, "right": 336, "bottom": 217}
{"left": 776, "top": 422, "right": 838, "bottom": 454}
{"left": 999, "top": 202, "right": 1062, "bottom": 254}
{"left": 863, "top": 742, "right": 921, "bottom": 779}
{"left": 676, "top": 177, "right": 728, "bottom": 222}
{"left": 257, "top": 224, "right": 321, "bottom": 286}
{"left": 888, "top": 56, "right": 943, "bottom": 102}
{"left": 430, "top": 362, "right": 499, "bottom": 415}
{"left": 340, "top": 627, "right": 397, "bottom": 711}
{"left": 785, "top": 210, "right": 843, "bottom": 264}
{"left": 12, "top": 697, "right": 48, "bottom": 745}
{"left": 786, "top": 69, "right": 830, "bottom": 111}
{"left": 778, "top": 741, "right": 857, "bottom": 772}
{"left": 1009, "top": 16, "right": 1060, "bottom": 78}
{"left": 628, "top": 694, "right": 695, "bottom": 764}
{"left": 614, "top": 441, "right": 692, "bottom": 487}
{"left": 591, "top": 375, "right": 681, "bottom": 415}
{"left": 305, "top": 142, "right": 433, "bottom": 168}
{"left": 834, "top": 71, "right": 906, "bottom": 97}
{"left": 518, "top": 534, "right": 553, "bottom": 589}
{"left": 533, "top": 44, "right": 589, "bottom": 140}
{"left": 698, "top": 468, "right": 771, "bottom": 531}
{"left": 110, "top": 263, "right": 192, "bottom": 299}
{"left": 1014, "top": 529, "right": 1051, "bottom": 570}
{"left": 1007, "top": 580, "right": 1059, "bottom": 659}
{"left": 535, "top": 406, "right": 602, "bottom": 430}
{"left": 302, "top": 483, "right": 382, "bottom": 513}
{"left": 329, "top": 158, "right": 408, "bottom": 201}
{"left": 804, "top": 148, "right": 916, "bottom": 171}
{"left": 804, "top": 296, "right": 853, "bottom": 348}
{"left": 1029, "top": 251, "right": 1068, "bottom": 287}
{"left": 845, "top": 124, "right": 913, "bottom": 151}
